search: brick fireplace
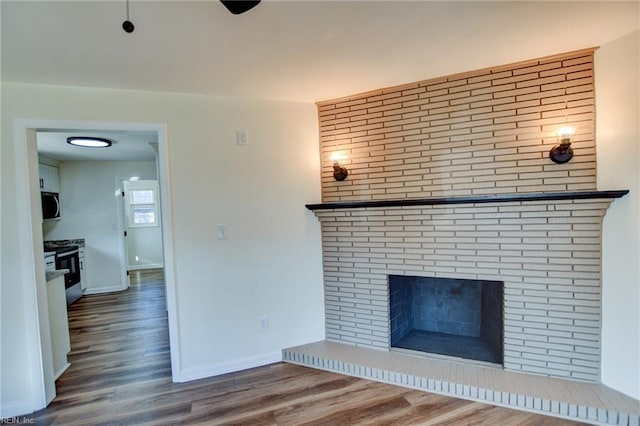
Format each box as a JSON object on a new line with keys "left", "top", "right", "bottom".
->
{"left": 313, "top": 198, "right": 617, "bottom": 381}
{"left": 309, "top": 48, "right": 628, "bottom": 383}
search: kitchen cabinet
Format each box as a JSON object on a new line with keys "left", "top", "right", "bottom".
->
{"left": 39, "top": 163, "right": 60, "bottom": 193}
{"left": 45, "top": 252, "right": 56, "bottom": 272}
{"left": 47, "top": 273, "right": 71, "bottom": 379}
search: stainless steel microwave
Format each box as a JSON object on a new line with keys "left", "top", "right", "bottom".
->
{"left": 41, "top": 191, "right": 61, "bottom": 220}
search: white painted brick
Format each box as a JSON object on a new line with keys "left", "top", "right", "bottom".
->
{"left": 314, "top": 53, "right": 608, "bottom": 381}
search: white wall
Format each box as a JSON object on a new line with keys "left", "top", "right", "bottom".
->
{"left": 0, "top": 83, "right": 325, "bottom": 416}
{"left": 43, "top": 161, "right": 158, "bottom": 292}
{"left": 596, "top": 30, "right": 640, "bottom": 400}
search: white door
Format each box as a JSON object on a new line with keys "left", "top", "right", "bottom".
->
{"left": 123, "top": 180, "right": 164, "bottom": 270}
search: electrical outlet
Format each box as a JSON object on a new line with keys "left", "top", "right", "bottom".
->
{"left": 258, "top": 316, "right": 269, "bottom": 331}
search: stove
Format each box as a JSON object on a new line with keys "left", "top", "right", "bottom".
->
{"left": 44, "top": 242, "right": 81, "bottom": 305}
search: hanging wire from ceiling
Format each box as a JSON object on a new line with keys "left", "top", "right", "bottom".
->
{"left": 120, "top": 0, "right": 260, "bottom": 34}
{"left": 122, "top": 0, "right": 135, "bottom": 33}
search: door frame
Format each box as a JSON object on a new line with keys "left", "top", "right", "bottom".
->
{"left": 119, "top": 177, "right": 165, "bottom": 276}
{"left": 13, "top": 119, "right": 181, "bottom": 410}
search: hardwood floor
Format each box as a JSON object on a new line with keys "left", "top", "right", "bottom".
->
{"left": 28, "top": 269, "right": 585, "bottom": 425}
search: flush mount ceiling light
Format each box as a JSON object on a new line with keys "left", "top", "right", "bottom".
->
{"left": 67, "top": 137, "right": 113, "bottom": 148}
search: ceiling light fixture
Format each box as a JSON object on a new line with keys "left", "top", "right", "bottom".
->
{"left": 67, "top": 137, "right": 113, "bottom": 148}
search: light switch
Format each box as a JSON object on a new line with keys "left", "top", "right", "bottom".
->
{"left": 258, "top": 316, "right": 269, "bottom": 331}
{"left": 236, "top": 130, "right": 248, "bottom": 146}
{"left": 216, "top": 224, "right": 228, "bottom": 240}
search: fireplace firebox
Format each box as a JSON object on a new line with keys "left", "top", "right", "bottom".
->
{"left": 389, "top": 275, "right": 503, "bottom": 364}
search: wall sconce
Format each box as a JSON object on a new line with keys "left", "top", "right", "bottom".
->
{"left": 331, "top": 153, "right": 348, "bottom": 181}
{"left": 549, "top": 125, "right": 575, "bottom": 164}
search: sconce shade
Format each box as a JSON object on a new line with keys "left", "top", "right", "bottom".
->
{"left": 556, "top": 126, "right": 574, "bottom": 144}
{"left": 331, "top": 152, "right": 348, "bottom": 181}
{"left": 549, "top": 126, "right": 575, "bottom": 164}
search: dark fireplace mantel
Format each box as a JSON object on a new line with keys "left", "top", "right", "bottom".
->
{"left": 306, "top": 190, "right": 629, "bottom": 211}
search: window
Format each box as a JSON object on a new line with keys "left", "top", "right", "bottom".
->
{"left": 132, "top": 206, "right": 156, "bottom": 225}
{"left": 130, "top": 190, "right": 154, "bottom": 205}
{"left": 127, "top": 187, "right": 159, "bottom": 228}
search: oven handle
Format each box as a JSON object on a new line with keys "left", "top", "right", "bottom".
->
{"left": 57, "top": 249, "right": 79, "bottom": 257}
{"left": 54, "top": 196, "right": 61, "bottom": 218}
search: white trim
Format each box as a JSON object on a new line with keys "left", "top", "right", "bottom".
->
{"left": 115, "top": 178, "right": 129, "bottom": 291}
{"left": 12, "top": 118, "right": 182, "bottom": 412}
{"left": 177, "top": 351, "right": 283, "bottom": 383}
{"left": 82, "top": 285, "right": 128, "bottom": 295}
{"left": 14, "top": 123, "right": 52, "bottom": 410}
{"left": 154, "top": 125, "right": 182, "bottom": 382}
{"left": 116, "top": 175, "right": 159, "bottom": 291}
{"left": 53, "top": 363, "right": 71, "bottom": 380}
{"left": 128, "top": 263, "right": 164, "bottom": 271}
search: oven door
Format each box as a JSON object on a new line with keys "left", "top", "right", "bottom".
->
{"left": 57, "top": 249, "right": 81, "bottom": 289}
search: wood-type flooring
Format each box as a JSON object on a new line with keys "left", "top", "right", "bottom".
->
{"left": 28, "top": 269, "right": 585, "bottom": 425}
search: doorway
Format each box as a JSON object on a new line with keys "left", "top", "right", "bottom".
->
{"left": 13, "top": 119, "right": 180, "bottom": 410}
{"left": 122, "top": 179, "right": 165, "bottom": 272}
{"left": 39, "top": 130, "right": 163, "bottom": 294}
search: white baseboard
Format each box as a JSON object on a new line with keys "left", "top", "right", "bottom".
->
{"left": 83, "top": 284, "right": 126, "bottom": 295}
{"left": 176, "top": 351, "right": 282, "bottom": 383}
{"left": 128, "top": 264, "right": 164, "bottom": 271}
{"left": 53, "top": 362, "right": 70, "bottom": 380}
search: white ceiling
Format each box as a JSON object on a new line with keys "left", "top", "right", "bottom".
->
{"left": 3, "top": 1, "right": 638, "bottom": 161}
{"left": 2, "top": 1, "right": 638, "bottom": 105}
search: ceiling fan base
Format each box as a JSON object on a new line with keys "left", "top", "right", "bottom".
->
{"left": 220, "top": 1, "right": 261, "bottom": 15}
